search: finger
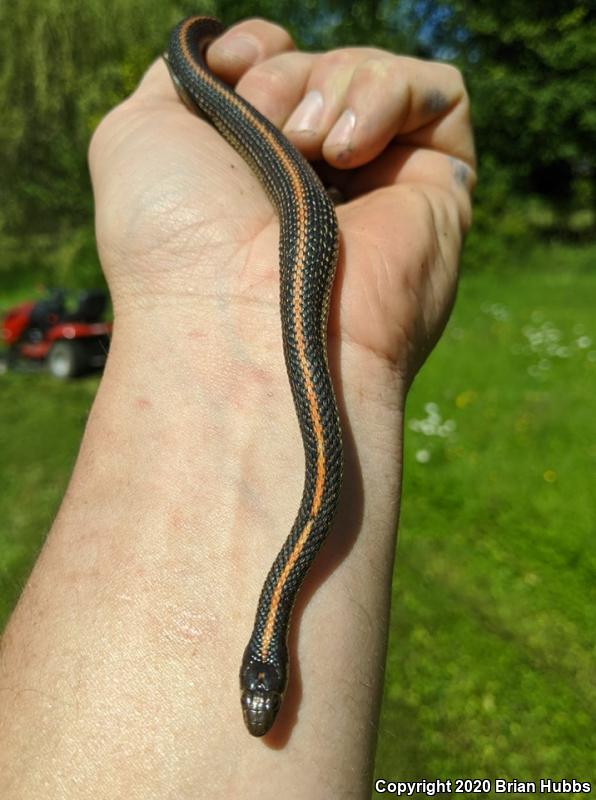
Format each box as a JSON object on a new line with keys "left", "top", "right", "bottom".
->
{"left": 283, "top": 50, "right": 360, "bottom": 160}
{"left": 324, "top": 56, "right": 475, "bottom": 169}
{"left": 361, "top": 146, "right": 474, "bottom": 230}
{"left": 283, "top": 49, "right": 474, "bottom": 171}
{"left": 234, "top": 52, "right": 315, "bottom": 129}
{"left": 321, "top": 56, "right": 422, "bottom": 168}
{"left": 207, "top": 18, "right": 295, "bottom": 84}
{"left": 126, "top": 17, "right": 297, "bottom": 112}
{"left": 318, "top": 145, "right": 475, "bottom": 230}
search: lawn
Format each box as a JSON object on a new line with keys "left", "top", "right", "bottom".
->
{"left": 374, "top": 243, "right": 595, "bottom": 792}
{"left": 0, "top": 371, "right": 99, "bottom": 622}
{"left": 1, "top": 242, "right": 594, "bottom": 791}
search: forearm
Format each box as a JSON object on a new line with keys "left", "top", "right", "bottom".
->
{"left": 0, "top": 307, "right": 404, "bottom": 799}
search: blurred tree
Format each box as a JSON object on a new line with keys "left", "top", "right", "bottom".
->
{"left": 407, "top": 0, "right": 596, "bottom": 236}
{"left": 218, "top": 0, "right": 415, "bottom": 50}
{"left": 0, "top": 0, "right": 208, "bottom": 237}
{"left": 1, "top": 0, "right": 593, "bottom": 289}
{"left": 0, "top": 0, "right": 219, "bottom": 285}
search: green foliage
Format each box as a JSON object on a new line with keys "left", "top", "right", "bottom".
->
{"left": 0, "top": 225, "right": 101, "bottom": 292}
{"left": 0, "top": 373, "right": 99, "bottom": 623}
{"left": 217, "top": 0, "right": 414, "bottom": 50}
{"left": 0, "top": 0, "right": 217, "bottom": 283}
{"left": 408, "top": 0, "right": 596, "bottom": 240}
{"left": 462, "top": 156, "right": 535, "bottom": 271}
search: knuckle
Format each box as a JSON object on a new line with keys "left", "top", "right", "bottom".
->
{"left": 264, "top": 21, "right": 294, "bottom": 49}
{"left": 378, "top": 58, "right": 409, "bottom": 92}
{"left": 319, "top": 48, "right": 357, "bottom": 70}
{"left": 236, "top": 17, "right": 294, "bottom": 50}
{"left": 440, "top": 62, "right": 467, "bottom": 95}
{"left": 243, "top": 61, "right": 288, "bottom": 96}
{"left": 354, "top": 55, "right": 391, "bottom": 80}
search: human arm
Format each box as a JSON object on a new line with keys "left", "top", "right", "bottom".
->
{"left": 0, "top": 17, "right": 474, "bottom": 799}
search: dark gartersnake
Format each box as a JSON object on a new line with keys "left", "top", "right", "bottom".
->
{"left": 165, "top": 16, "right": 343, "bottom": 737}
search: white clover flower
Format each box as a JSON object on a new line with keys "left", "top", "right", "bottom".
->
{"left": 491, "top": 303, "right": 509, "bottom": 321}
{"left": 409, "top": 403, "right": 457, "bottom": 440}
{"left": 544, "top": 327, "right": 561, "bottom": 343}
{"left": 481, "top": 302, "right": 509, "bottom": 321}
{"left": 438, "top": 420, "right": 456, "bottom": 437}
{"left": 518, "top": 316, "right": 592, "bottom": 374}
{"left": 415, "top": 449, "right": 431, "bottom": 464}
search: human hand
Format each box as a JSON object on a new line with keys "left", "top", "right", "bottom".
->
{"left": 89, "top": 17, "right": 475, "bottom": 386}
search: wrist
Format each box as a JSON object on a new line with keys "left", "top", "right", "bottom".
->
{"left": 94, "top": 303, "right": 408, "bottom": 505}
{"left": 1, "top": 294, "right": 406, "bottom": 796}
{"left": 76, "top": 300, "right": 406, "bottom": 591}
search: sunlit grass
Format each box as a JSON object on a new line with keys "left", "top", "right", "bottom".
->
{"left": 0, "top": 373, "right": 99, "bottom": 622}
{"left": 375, "top": 243, "right": 596, "bottom": 789}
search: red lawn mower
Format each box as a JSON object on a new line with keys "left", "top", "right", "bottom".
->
{"left": 1, "top": 288, "right": 111, "bottom": 378}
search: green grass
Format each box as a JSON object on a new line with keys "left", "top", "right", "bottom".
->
{"left": 0, "top": 373, "right": 100, "bottom": 622}
{"left": 375, "top": 243, "right": 596, "bottom": 792}
{"left": 1, "top": 242, "right": 595, "bottom": 790}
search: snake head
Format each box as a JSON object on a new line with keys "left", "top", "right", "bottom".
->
{"left": 240, "top": 661, "right": 284, "bottom": 737}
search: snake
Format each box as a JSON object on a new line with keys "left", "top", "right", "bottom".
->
{"left": 165, "top": 16, "right": 343, "bottom": 737}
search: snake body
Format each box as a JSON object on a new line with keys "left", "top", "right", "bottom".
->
{"left": 165, "top": 16, "right": 343, "bottom": 736}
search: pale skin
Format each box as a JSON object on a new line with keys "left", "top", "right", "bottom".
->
{"left": 0, "top": 18, "right": 475, "bottom": 800}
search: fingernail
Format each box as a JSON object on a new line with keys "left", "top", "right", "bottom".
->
{"left": 218, "top": 35, "right": 260, "bottom": 65}
{"left": 286, "top": 90, "right": 324, "bottom": 134}
{"left": 325, "top": 109, "right": 356, "bottom": 155}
